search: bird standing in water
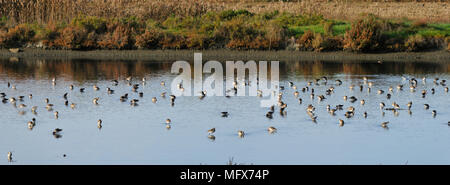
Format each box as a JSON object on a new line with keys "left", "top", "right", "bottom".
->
{"left": 28, "top": 121, "right": 35, "bottom": 129}
{"left": 381, "top": 122, "right": 389, "bottom": 128}
{"left": 221, "top": 112, "right": 229, "bottom": 117}
{"left": 7, "top": 152, "right": 12, "bottom": 162}
{"left": 407, "top": 102, "right": 412, "bottom": 109}
{"left": 92, "top": 97, "right": 99, "bottom": 105}
{"left": 98, "top": 119, "right": 102, "bottom": 129}
{"left": 339, "top": 119, "right": 344, "bottom": 127}
{"left": 268, "top": 126, "right": 277, "bottom": 133}
{"left": 238, "top": 130, "right": 245, "bottom": 138}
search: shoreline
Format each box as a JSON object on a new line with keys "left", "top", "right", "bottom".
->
{"left": 1, "top": 49, "right": 449, "bottom": 63}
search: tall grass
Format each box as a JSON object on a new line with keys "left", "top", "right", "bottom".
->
{"left": 0, "top": 0, "right": 448, "bottom": 25}
{"left": 0, "top": 0, "right": 222, "bottom": 25}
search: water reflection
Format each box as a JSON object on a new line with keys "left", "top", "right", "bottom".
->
{"left": 1, "top": 59, "right": 449, "bottom": 81}
{"left": 0, "top": 58, "right": 449, "bottom": 165}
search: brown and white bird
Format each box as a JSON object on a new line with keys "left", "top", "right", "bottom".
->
{"left": 7, "top": 152, "right": 12, "bottom": 162}
{"left": 92, "top": 97, "right": 99, "bottom": 105}
{"left": 392, "top": 102, "right": 400, "bottom": 109}
{"left": 238, "top": 130, "right": 245, "bottom": 138}
{"left": 339, "top": 119, "right": 344, "bottom": 127}
{"left": 208, "top": 128, "right": 215, "bottom": 135}
{"left": 97, "top": 119, "right": 102, "bottom": 129}
{"left": 380, "top": 102, "right": 385, "bottom": 109}
{"left": 31, "top": 106, "right": 37, "bottom": 114}
{"left": 268, "top": 126, "right": 277, "bottom": 133}
{"left": 407, "top": 102, "right": 412, "bottom": 109}
{"left": 27, "top": 121, "right": 35, "bottom": 129}
{"left": 54, "top": 111, "right": 59, "bottom": 119}
{"left": 107, "top": 88, "right": 114, "bottom": 94}
{"left": 381, "top": 121, "right": 389, "bottom": 128}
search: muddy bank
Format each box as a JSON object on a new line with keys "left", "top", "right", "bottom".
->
{"left": 1, "top": 49, "right": 449, "bottom": 63}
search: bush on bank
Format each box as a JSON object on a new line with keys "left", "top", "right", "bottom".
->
{"left": 0, "top": 11, "right": 449, "bottom": 52}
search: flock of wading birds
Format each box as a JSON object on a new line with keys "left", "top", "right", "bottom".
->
{"left": 2, "top": 75, "right": 450, "bottom": 162}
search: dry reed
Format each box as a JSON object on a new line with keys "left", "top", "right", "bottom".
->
{"left": 0, "top": 0, "right": 448, "bottom": 25}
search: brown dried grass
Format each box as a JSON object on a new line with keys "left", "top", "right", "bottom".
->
{"left": 0, "top": 0, "right": 448, "bottom": 25}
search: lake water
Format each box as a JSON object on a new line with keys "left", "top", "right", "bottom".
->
{"left": 0, "top": 57, "right": 449, "bottom": 165}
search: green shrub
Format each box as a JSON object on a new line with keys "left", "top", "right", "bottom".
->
{"left": 161, "top": 16, "right": 183, "bottom": 30}
{"left": 71, "top": 15, "right": 107, "bottom": 34}
{"left": 0, "top": 16, "right": 7, "bottom": 28}
{"left": 116, "top": 16, "right": 143, "bottom": 31}
{"left": 404, "top": 34, "right": 443, "bottom": 52}
{"left": 261, "top": 10, "right": 279, "bottom": 20}
{"left": 219, "top": 10, "right": 253, "bottom": 21}
{"left": 145, "top": 19, "right": 161, "bottom": 29}
{"left": 323, "top": 21, "right": 334, "bottom": 36}
{"left": 274, "top": 13, "right": 324, "bottom": 27}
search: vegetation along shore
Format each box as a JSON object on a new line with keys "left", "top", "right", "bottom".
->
{"left": 0, "top": 0, "right": 449, "bottom": 53}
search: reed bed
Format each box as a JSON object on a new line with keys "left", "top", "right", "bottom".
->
{"left": 0, "top": 0, "right": 449, "bottom": 25}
